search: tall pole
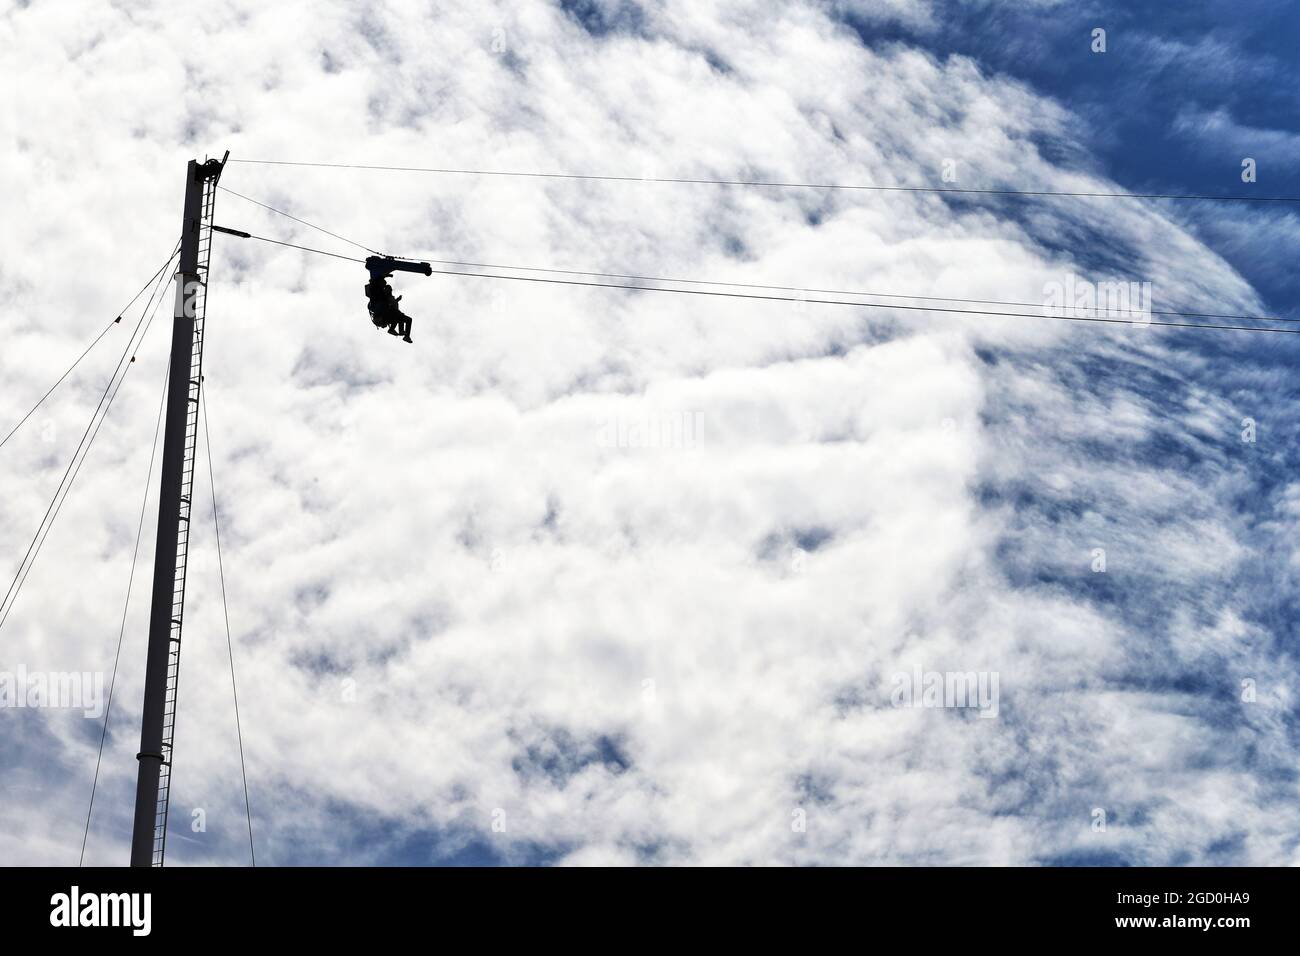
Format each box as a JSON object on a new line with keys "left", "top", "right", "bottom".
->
{"left": 130, "top": 155, "right": 224, "bottom": 866}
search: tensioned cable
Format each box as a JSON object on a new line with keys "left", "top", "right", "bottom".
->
{"left": 1, "top": 250, "right": 181, "bottom": 452}
{"left": 200, "top": 392, "right": 257, "bottom": 867}
{"left": 209, "top": 187, "right": 1288, "bottom": 325}
{"left": 217, "top": 185, "right": 379, "bottom": 255}
{"left": 0, "top": 265, "right": 173, "bottom": 634}
{"left": 79, "top": 356, "right": 170, "bottom": 866}
{"left": 0, "top": 247, "right": 176, "bottom": 627}
{"left": 422, "top": 268, "right": 1300, "bottom": 334}
{"left": 408, "top": 255, "right": 1293, "bottom": 326}
{"left": 231, "top": 230, "right": 1300, "bottom": 335}
{"left": 237, "top": 233, "right": 365, "bottom": 264}
{"left": 227, "top": 158, "right": 1300, "bottom": 204}
{"left": 0, "top": 247, "right": 177, "bottom": 634}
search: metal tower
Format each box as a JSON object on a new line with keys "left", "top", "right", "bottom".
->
{"left": 130, "top": 153, "right": 226, "bottom": 866}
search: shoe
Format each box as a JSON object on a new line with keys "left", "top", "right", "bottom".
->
{"left": 403, "top": 336, "right": 413, "bottom": 343}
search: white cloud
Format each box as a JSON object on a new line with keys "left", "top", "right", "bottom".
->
{"left": 1, "top": 0, "right": 1295, "bottom": 866}
{"left": 1172, "top": 107, "right": 1300, "bottom": 165}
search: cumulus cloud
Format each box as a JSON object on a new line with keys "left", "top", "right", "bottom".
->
{"left": 1, "top": 0, "right": 1296, "bottom": 866}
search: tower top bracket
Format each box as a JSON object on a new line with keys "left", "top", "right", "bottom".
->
{"left": 198, "top": 150, "right": 230, "bottom": 184}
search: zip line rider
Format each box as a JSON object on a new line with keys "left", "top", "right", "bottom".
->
{"left": 364, "top": 256, "right": 433, "bottom": 344}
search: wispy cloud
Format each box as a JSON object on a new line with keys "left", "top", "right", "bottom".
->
{"left": 1, "top": 0, "right": 1296, "bottom": 866}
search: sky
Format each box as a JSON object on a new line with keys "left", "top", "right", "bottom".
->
{"left": 1, "top": 0, "right": 1298, "bottom": 866}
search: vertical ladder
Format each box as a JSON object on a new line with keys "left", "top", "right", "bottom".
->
{"left": 149, "top": 170, "right": 218, "bottom": 866}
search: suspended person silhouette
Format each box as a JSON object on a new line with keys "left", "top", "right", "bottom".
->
{"left": 364, "top": 273, "right": 413, "bottom": 342}
{"left": 364, "top": 256, "right": 432, "bottom": 344}
{"left": 388, "top": 296, "right": 412, "bottom": 342}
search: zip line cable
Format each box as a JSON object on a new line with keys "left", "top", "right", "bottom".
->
{"left": 228, "top": 158, "right": 1300, "bottom": 204}
{"left": 211, "top": 187, "right": 1289, "bottom": 326}
{"left": 420, "top": 267, "right": 1300, "bottom": 335}
{"left": 230, "top": 229, "right": 1300, "bottom": 335}
{"left": 0, "top": 249, "right": 177, "bottom": 634}
{"left": 217, "top": 185, "right": 379, "bottom": 255}
{"left": 1, "top": 249, "right": 181, "bottom": 452}
{"left": 235, "top": 233, "right": 365, "bottom": 264}
{"left": 407, "top": 255, "right": 1295, "bottom": 326}
{"left": 201, "top": 392, "right": 257, "bottom": 866}
{"left": 79, "top": 357, "right": 170, "bottom": 866}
